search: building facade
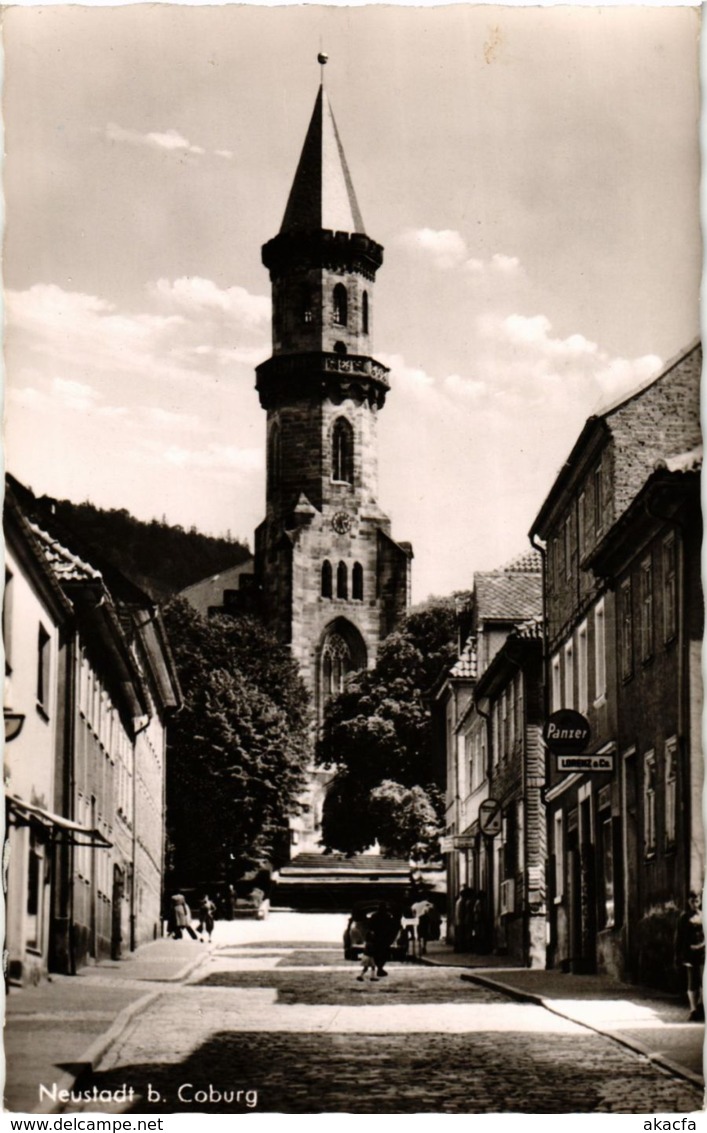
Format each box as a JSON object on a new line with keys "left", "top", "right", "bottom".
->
{"left": 438, "top": 554, "right": 545, "bottom": 966}
{"left": 4, "top": 478, "right": 180, "bottom": 981}
{"left": 253, "top": 84, "right": 412, "bottom": 850}
{"left": 530, "top": 341, "right": 702, "bottom": 982}
{"left": 587, "top": 449, "right": 702, "bottom": 987}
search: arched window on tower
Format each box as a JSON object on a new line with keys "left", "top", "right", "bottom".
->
{"left": 302, "top": 285, "right": 314, "bottom": 324}
{"left": 337, "top": 561, "right": 348, "bottom": 600}
{"left": 268, "top": 423, "right": 281, "bottom": 493}
{"left": 321, "top": 560, "right": 333, "bottom": 599}
{"left": 332, "top": 418, "right": 354, "bottom": 483}
{"left": 362, "top": 291, "right": 369, "bottom": 335}
{"left": 352, "top": 562, "right": 364, "bottom": 601}
{"left": 318, "top": 619, "right": 368, "bottom": 716}
{"left": 333, "top": 283, "right": 348, "bottom": 327}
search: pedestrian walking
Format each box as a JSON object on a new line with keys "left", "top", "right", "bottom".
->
{"left": 412, "top": 898, "right": 439, "bottom": 956}
{"left": 471, "top": 891, "right": 487, "bottom": 953}
{"left": 356, "top": 929, "right": 379, "bottom": 982}
{"left": 197, "top": 894, "right": 216, "bottom": 943}
{"left": 675, "top": 890, "right": 704, "bottom": 1021}
{"left": 170, "top": 892, "right": 199, "bottom": 940}
{"left": 454, "top": 887, "right": 473, "bottom": 951}
{"left": 368, "top": 902, "right": 398, "bottom": 976}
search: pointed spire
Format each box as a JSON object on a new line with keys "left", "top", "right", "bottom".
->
{"left": 280, "top": 86, "right": 365, "bottom": 237}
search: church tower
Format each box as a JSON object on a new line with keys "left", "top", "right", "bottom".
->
{"left": 254, "top": 73, "right": 412, "bottom": 851}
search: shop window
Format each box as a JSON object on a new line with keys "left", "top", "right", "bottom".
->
{"left": 600, "top": 814, "right": 615, "bottom": 928}
{"left": 553, "top": 810, "right": 564, "bottom": 901}
{"left": 26, "top": 829, "right": 44, "bottom": 949}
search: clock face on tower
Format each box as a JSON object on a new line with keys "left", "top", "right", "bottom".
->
{"left": 331, "top": 511, "right": 352, "bottom": 535}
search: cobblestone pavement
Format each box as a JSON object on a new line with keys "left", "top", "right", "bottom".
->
{"left": 66, "top": 934, "right": 704, "bottom": 1115}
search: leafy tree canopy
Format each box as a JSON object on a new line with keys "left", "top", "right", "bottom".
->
{"left": 316, "top": 596, "right": 462, "bottom": 859}
{"left": 163, "top": 598, "right": 310, "bottom": 885}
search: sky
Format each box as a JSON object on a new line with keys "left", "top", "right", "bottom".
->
{"left": 3, "top": 4, "right": 701, "bottom": 602}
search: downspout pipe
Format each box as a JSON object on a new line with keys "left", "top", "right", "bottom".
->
{"left": 131, "top": 714, "right": 151, "bottom": 953}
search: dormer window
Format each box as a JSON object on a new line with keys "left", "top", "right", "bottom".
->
{"left": 332, "top": 417, "right": 353, "bottom": 483}
{"left": 333, "top": 283, "right": 348, "bottom": 327}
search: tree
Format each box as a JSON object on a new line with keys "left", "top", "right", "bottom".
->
{"left": 163, "top": 598, "right": 310, "bottom": 885}
{"left": 316, "top": 597, "right": 461, "bottom": 858}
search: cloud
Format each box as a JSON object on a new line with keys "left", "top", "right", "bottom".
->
{"left": 151, "top": 277, "right": 270, "bottom": 327}
{"left": 399, "top": 227, "right": 468, "bottom": 270}
{"left": 104, "top": 122, "right": 207, "bottom": 157}
{"left": 215, "top": 149, "right": 234, "bottom": 160}
{"left": 399, "top": 229, "right": 523, "bottom": 278}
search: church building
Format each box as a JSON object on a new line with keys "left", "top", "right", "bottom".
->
{"left": 254, "top": 76, "right": 412, "bottom": 850}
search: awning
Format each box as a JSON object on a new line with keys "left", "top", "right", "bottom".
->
{"left": 6, "top": 793, "right": 112, "bottom": 847}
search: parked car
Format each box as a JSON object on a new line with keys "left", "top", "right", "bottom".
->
{"left": 343, "top": 900, "right": 408, "bottom": 961}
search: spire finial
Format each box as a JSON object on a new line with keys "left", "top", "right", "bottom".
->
{"left": 318, "top": 51, "right": 328, "bottom": 87}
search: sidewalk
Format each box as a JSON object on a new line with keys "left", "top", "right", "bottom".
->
{"left": 423, "top": 941, "right": 705, "bottom": 1090}
{"left": 4, "top": 938, "right": 209, "bottom": 1114}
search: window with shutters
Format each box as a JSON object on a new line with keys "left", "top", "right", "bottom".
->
{"left": 551, "top": 654, "right": 561, "bottom": 712}
{"left": 593, "top": 460, "right": 605, "bottom": 538}
{"left": 594, "top": 600, "right": 606, "bottom": 701}
{"left": 663, "top": 535, "right": 677, "bottom": 643}
{"left": 639, "top": 556, "right": 654, "bottom": 662}
{"left": 564, "top": 640, "right": 574, "bottom": 710}
{"left": 37, "top": 623, "right": 51, "bottom": 717}
{"left": 577, "top": 621, "right": 588, "bottom": 713}
{"left": 664, "top": 737, "right": 677, "bottom": 848}
{"left": 643, "top": 750, "right": 656, "bottom": 856}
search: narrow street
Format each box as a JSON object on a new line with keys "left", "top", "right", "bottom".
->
{"left": 64, "top": 914, "right": 702, "bottom": 1115}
